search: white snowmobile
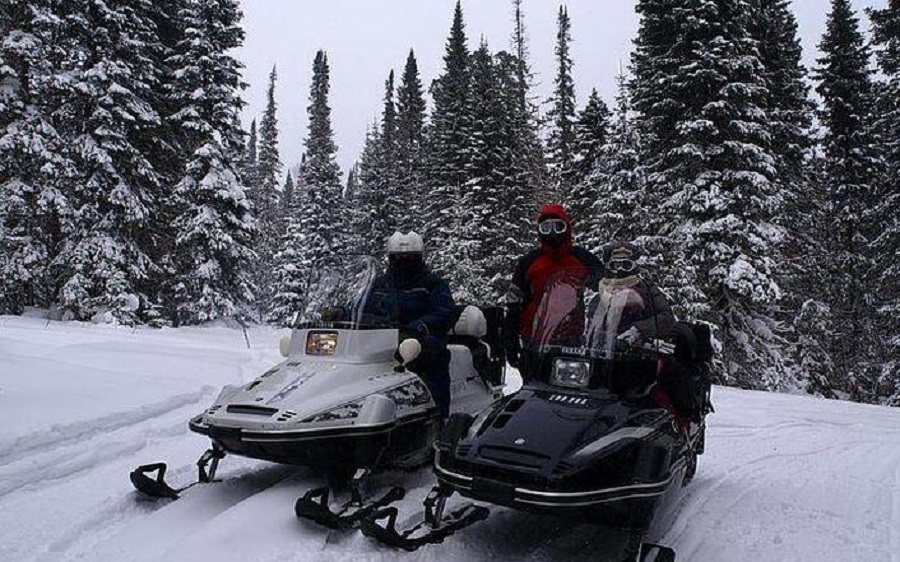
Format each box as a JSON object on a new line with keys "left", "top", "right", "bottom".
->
{"left": 130, "top": 256, "right": 505, "bottom": 530}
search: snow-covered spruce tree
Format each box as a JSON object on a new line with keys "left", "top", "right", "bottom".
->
{"left": 546, "top": 5, "right": 577, "bottom": 200}
{"left": 240, "top": 118, "right": 259, "bottom": 204}
{"left": 295, "top": 50, "right": 343, "bottom": 266}
{"left": 815, "top": 0, "right": 884, "bottom": 401}
{"left": 749, "top": 0, "right": 836, "bottom": 396}
{"left": 354, "top": 123, "right": 392, "bottom": 256}
{"left": 571, "top": 89, "right": 611, "bottom": 187}
{"left": 52, "top": 0, "right": 170, "bottom": 325}
{"left": 454, "top": 40, "right": 506, "bottom": 303}
{"left": 163, "top": 0, "right": 256, "bottom": 326}
{"left": 579, "top": 72, "right": 645, "bottom": 255}
{"left": 396, "top": 50, "right": 428, "bottom": 231}
{"left": 867, "top": 0, "right": 900, "bottom": 403}
{"left": 378, "top": 69, "right": 405, "bottom": 234}
{"left": 267, "top": 165, "right": 307, "bottom": 325}
{"left": 568, "top": 88, "right": 611, "bottom": 239}
{"left": 0, "top": 1, "right": 72, "bottom": 315}
{"left": 630, "top": 0, "right": 796, "bottom": 391}
{"left": 508, "top": 0, "right": 547, "bottom": 205}
{"left": 280, "top": 171, "right": 294, "bottom": 220}
{"left": 425, "top": 1, "right": 473, "bottom": 278}
{"left": 254, "top": 65, "right": 282, "bottom": 307}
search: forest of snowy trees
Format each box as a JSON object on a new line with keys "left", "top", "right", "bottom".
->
{"left": 0, "top": 0, "right": 897, "bottom": 406}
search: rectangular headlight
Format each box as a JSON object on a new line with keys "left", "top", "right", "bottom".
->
{"left": 551, "top": 358, "right": 592, "bottom": 389}
{"left": 306, "top": 331, "right": 339, "bottom": 356}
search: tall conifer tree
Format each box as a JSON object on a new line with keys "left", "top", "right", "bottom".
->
{"left": 815, "top": 0, "right": 883, "bottom": 399}
{"left": 869, "top": 0, "right": 900, "bottom": 403}
{"left": 396, "top": 50, "right": 427, "bottom": 230}
{"left": 426, "top": 1, "right": 473, "bottom": 275}
{"left": 631, "top": 0, "right": 794, "bottom": 390}
{"left": 53, "top": 0, "right": 168, "bottom": 324}
{"left": 547, "top": 5, "right": 576, "bottom": 198}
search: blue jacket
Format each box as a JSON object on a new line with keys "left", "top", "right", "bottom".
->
{"left": 371, "top": 267, "right": 455, "bottom": 337}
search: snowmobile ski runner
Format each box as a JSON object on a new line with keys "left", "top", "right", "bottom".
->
{"left": 358, "top": 484, "right": 489, "bottom": 550}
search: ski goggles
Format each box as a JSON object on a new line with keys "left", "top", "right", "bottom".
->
{"left": 538, "top": 219, "right": 568, "bottom": 235}
{"left": 606, "top": 259, "right": 637, "bottom": 274}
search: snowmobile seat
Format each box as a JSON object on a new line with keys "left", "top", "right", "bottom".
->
{"left": 662, "top": 322, "right": 714, "bottom": 422}
{"left": 448, "top": 305, "right": 503, "bottom": 386}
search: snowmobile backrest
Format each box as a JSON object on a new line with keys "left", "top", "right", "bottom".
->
{"left": 692, "top": 323, "right": 714, "bottom": 363}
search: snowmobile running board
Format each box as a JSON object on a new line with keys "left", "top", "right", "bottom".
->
{"left": 295, "top": 485, "right": 406, "bottom": 529}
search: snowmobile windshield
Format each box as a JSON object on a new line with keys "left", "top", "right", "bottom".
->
{"left": 293, "top": 256, "right": 400, "bottom": 330}
{"left": 524, "top": 268, "right": 665, "bottom": 392}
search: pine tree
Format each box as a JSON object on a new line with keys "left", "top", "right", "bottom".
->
{"left": 425, "top": 1, "right": 473, "bottom": 276}
{"left": 571, "top": 89, "right": 611, "bottom": 186}
{"left": 508, "top": 0, "right": 547, "bottom": 204}
{"left": 240, "top": 118, "right": 259, "bottom": 202}
{"left": 165, "top": 0, "right": 256, "bottom": 326}
{"left": 546, "top": 5, "right": 577, "bottom": 199}
{"left": 52, "top": 0, "right": 170, "bottom": 324}
{"left": 355, "top": 123, "right": 391, "bottom": 255}
{"left": 749, "top": 0, "right": 834, "bottom": 396}
{"left": 267, "top": 163, "right": 306, "bottom": 325}
{"left": 0, "top": 1, "right": 71, "bottom": 314}
{"left": 631, "top": 0, "right": 794, "bottom": 390}
{"left": 295, "top": 50, "right": 343, "bottom": 269}
{"left": 869, "top": 0, "right": 900, "bottom": 404}
{"left": 815, "top": 0, "right": 883, "bottom": 400}
{"left": 568, "top": 88, "right": 611, "bottom": 235}
{"left": 396, "top": 50, "right": 427, "bottom": 230}
{"left": 253, "top": 65, "right": 282, "bottom": 310}
{"left": 579, "top": 73, "right": 644, "bottom": 254}
{"left": 281, "top": 171, "right": 294, "bottom": 219}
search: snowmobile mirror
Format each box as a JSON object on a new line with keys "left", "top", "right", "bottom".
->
{"left": 279, "top": 336, "right": 292, "bottom": 358}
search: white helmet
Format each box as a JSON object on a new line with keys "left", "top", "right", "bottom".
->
{"left": 386, "top": 231, "right": 424, "bottom": 255}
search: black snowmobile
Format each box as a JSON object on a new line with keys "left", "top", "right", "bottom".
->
{"left": 360, "top": 268, "right": 713, "bottom": 560}
{"left": 130, "top": 256, "right": 505, "bottom": 530}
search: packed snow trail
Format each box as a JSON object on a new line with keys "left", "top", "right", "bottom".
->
{"left": 1, "top": 315, "right": 900, "bottom": 561}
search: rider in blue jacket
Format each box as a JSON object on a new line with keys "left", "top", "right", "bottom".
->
{"left": 373, "top": 232, "right": 455, "bottom": 420}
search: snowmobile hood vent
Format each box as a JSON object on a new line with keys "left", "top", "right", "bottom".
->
{"left": 225, "top": 405, "right": 279, "bottom": 417}
{"left": 478, "top": 445, "right": 550, "bottom": 469}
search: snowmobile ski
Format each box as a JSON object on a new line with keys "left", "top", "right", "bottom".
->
{"left": 358, "top": 486, "right": 489, "bottom": 551}
{"left": 294, "top": 484, "right": 406, "bottom": 529}
{"left": 130, "top": 445, "right": 226, "bottom": 500}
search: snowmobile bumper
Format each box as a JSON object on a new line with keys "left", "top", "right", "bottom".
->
{"left": 434, "top": 453, "right": 685, "bottom": 526}
{"left": 189, "top": 411, "right": 438, "bottom": 468}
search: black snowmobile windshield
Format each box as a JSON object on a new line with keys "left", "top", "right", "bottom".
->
{"left": 292, "top": 256, "right": 400, "bottom": 330}
{"left": 524, "top": 268, "right": 665, "bottom": 391}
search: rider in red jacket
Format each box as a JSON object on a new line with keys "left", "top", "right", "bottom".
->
{"left": 504, "top": 204, "right": 602, "bottom": 374}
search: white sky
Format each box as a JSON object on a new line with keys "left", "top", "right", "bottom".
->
{"left": 235, "top": 0, "right": 885, "bottom": 180}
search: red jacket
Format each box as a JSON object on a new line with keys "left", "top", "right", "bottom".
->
{"left": 506, "top": 204, "right": 602, "bottom": 344}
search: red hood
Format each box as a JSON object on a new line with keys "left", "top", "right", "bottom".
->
{"left": 538, "top": 203, "right": 573, "bottom": 257}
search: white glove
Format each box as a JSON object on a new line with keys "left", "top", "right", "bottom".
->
{"left": 648, "top": 339, "right": 676, "bottom": 355}
{"left": 617, "top": 326, "right": 642, "bottom": 345}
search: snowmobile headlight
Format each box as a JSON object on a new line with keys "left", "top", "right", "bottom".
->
{"left": 551, "top": 359, "right": 592, "bottom": 389}
{"left": 306, "top": 331, "right": 339, "bottom": 356}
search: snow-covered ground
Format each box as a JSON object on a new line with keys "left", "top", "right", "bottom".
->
{"left": 1, "top": 315, "right": 899, "bottom": 562}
